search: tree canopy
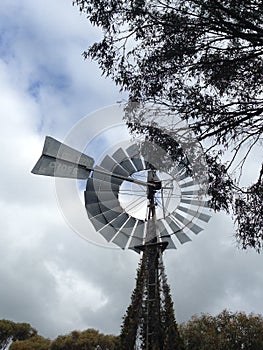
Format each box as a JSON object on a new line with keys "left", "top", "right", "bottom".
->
{"left": 49, "top": 328, "right": 119, "bottom": 350}
{"left": 180, "top": 309, "right": 263, "bottom": 350}
{"left": 5, "top": 311, "right": 263, "bottom": 349}
{"left": 7, "top": 326, "right": 119, "bottom": 350}
{"left": 73, "top": 0, "right": 263, "bottom": 251}
{"left": 0, "top": 320, "right": 37, "bottom": 350}
{"left": 9, "top": 335, "right": 51, "bottom": 350}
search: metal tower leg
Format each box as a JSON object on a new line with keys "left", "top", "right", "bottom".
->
{"left": 119, "top": 170, "right": 184, "bottom": 350}
{"left": 119, "top": 242, "right": 183, "bottom": 350}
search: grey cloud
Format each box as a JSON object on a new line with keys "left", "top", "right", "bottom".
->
{"left": 0, "top": 0, "right": 262, "bottom": 342}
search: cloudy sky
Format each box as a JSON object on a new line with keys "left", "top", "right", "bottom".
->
{"left": 0, "top": 0, "right": 262, "bottom": 341}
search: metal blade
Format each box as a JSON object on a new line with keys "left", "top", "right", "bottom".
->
{"left": 126, "top": 144, "right": 145, "bottom": 171}
{"left": 165, "top": 217, "right": 191, "bottom": 244}
{"left": 157, "top": 220, "right": 177, "bottom": 249}
{"left": 93, "top": 166, "right": 123, "bottom": 186}
{"left": 172, "top": 212, "right": 203, "bottom": 235}
{"left": 112, "top": 231, "right": 130, "bottom": 249}
{"left": 177, "top": 205, "right": 211, "bottom": 222}
{"left": 128, "top": 220, "right": 145, "bottom": 249}
{"left": 103, "top": 209, "right": 122, "bottom": 223}
{"left": 100, "top": 155, "right": 130, "bottom": 177}
{"left": 180, "top": 198, "right": 209, "bottom": 207}
{"left": 89, "top": 215, "right": 108, "bottom": 231}
{"left": 112, "top": 216, "right": 136, "bottom": 249}
{"left": 92, "top": 178, "right": 119, "bottom": 195}
{"left": 85, "top": 201, "right": 102, "bottom": 218}
{"left": 99, "top": 200, "right": 123, "bottom": 214}
{"left": 112, "top": 148, "right": 137, "bottom": 175}
{"left": 99, "top": 224, "right": 118, "bottom": 242}
{"left": 180, "top": 180, "right": 196, "bottom": 188}
{"left": 110, "top": 213, "right": 129, "bottom": 229}
{"left": 181, "top": 189, "right": 204, "bottom": 196}
{"left": 121, "top": 216, "right": 137, "bottom": 230}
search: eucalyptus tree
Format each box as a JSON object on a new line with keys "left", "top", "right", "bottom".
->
{"left": 73, "top": 0, "right": 263, "bottom": 250}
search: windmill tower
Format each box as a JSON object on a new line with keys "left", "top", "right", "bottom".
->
{"left": 32, "top": 131, "right": 211, "bottom": 349}
{"left": 117, "top": 170, "right": 182, "bottom": 350}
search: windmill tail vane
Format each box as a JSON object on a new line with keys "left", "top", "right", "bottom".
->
{"left": 31, "top": 136, "right": 95, "bottom": 179}
{"left": 32, "top": 136, "right": 157, "bottom": 187}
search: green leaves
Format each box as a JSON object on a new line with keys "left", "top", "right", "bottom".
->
{"left": 180, "top": 310, "right": 263, "bottom": 350}
{"left": 9, "top": 336, "right": 51, "bottom": 350}
{"left": 49, "top": 329, "right": 119, "bottom": 350}
{"left": 0, "top": 320, "right": 37, "bottom": 350}
{"left": 0, "top": 319, "right": 119, "bottom": 350}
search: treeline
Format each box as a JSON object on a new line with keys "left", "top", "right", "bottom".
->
{"left": 2, "top": 310, "right": 263, "bottom": 349}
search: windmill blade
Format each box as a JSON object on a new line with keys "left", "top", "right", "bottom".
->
{"left": 89, "top": 214, "right": 108, "bottom": 231}
{"left": 93, "top": 166, "right": 124, "bottom": 186}
{"left": 112, "top": 232, "right": 130, "bottom": 249}
{"left": 177, "top": 205, "right": 211, "bottom": 222}
{"left": 85, "top": 193, "right": 123, "bottom": 220}
{"left": 99, "top": 224, "right": 119, "bottom": 242}
{"left": 121, "top": 216, "right": 137, "bottom": 230}
{"left": 92, "top": 178, "right": 120, "bottom": 195}
{"left": 100, "top": 200, "right": 123, "bottom": 215}
{"left": 129, "top": 220, "right": 146, "bottom": 250}
{"left": 85, "top": 175, "right": 124, "bottom": 225}
{"left": 85, "top": 201, "right": 102, "bottom": 218}
{"left": 157, "top": 220, "right": 177, "bottom": 249}
{"left": 32, "top": 136, "right": 94, "bottom": 179}
{"left": 102, "top": 207, "right": 124, "bottom": 222}
{"left": 85, "top": 140, "right": 210, "bottom": 250}
{"left": 165, "top": 217, "right": 191, "bottom": 244}
{"left": 91, "top": 191, "right": 118, "bottom": 204}
{"left": 112, "top": 216, "right": 137, "bottom": 249}
{"left": 100, "top": 155, "right": 130, "bottom": 177}
{"left": 110, "top": 212, "right": 130, "bottom": 229}
{"left": 180, "top": 198, "right": 210, "bottom": 207}
{"left": 180, "top": 180, "right": 197, "bottom": 188}
{"left": 181, "top": 189, "right": 204, "bottom": 196}
{"left": 126, "top": 144, "right": 145, "bottom": 171}
{"left": 112, "top": 148, "right": 137, "bottom": 175}
{"left": 172, "top": 212, "right": 204, "bottom": 235}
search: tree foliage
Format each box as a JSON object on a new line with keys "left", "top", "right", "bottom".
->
{"left": 3, "top": 312, "right": 263, "bottom": 349}
{"left": 49, "top": 328, "right": 119, "bottom": 350}
{"left": 1, "top": 319, "right": 118, "bottom": 350}
{"left": 0, "top": 320, "right": 37, "bottom": 350}
{"left": 180, "top": 309, "right": 263, "bottom": 350}
{"left": 9, "top": 335, "right": 51, "bottom": 350}
{"left": 73, "top": 0, "right": 263, "bottom": 251}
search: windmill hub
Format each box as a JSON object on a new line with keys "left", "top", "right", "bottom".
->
{"left": 119, "top": 169, "right": 182, "bottom": 222}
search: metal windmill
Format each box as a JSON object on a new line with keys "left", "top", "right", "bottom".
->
{"left": 32, "top": 133, "right": 211, "bottom": 349}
